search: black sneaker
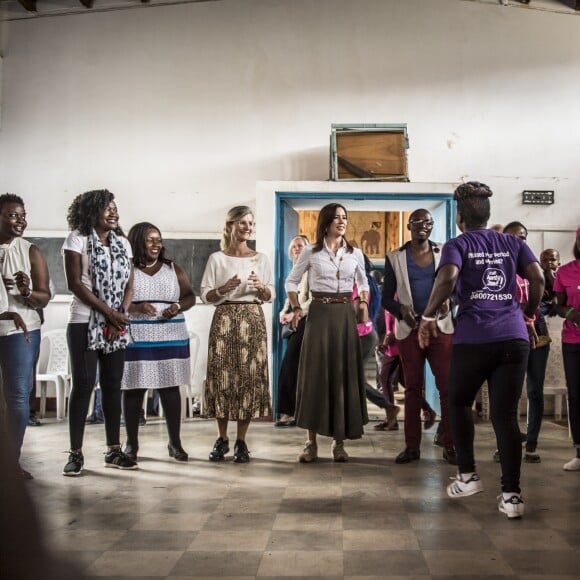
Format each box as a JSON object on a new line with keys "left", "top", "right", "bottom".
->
{"left": 123, "top": 443, "right": 138, "bottom": 462}
{"left": 63, "top": 450, "right": 84, "bottom": 476}
{"left": 233, "top": 439, "right": 250, "bottom": 463}
{"left": 209, "top": 437, "right": 230, "bottom": 461}
{"left": 524, "top": 452, "right": 541, "bottom": 463}
{"left": 104, "top": 449, "right": 138, "bottom": 470}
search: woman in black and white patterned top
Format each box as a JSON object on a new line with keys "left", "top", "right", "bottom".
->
{"left": 62, "top": 189, "right": 136, "bottom": 476}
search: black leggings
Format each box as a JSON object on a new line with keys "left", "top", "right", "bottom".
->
{"left": 123, "top": 387, "right": 182, "bottom": 449}
{"left": 449, "top": 339, "right": 529, "bottom": 494}
{"left": 67, "top": 323, "right": 126, "bottom": 450}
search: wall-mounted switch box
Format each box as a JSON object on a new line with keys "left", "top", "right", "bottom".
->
{"left": 522, "top": 190, "right": 554, "bottom": 205}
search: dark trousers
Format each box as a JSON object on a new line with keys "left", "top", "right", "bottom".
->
{"left": 29, "top": 346, "right": 40, "bottom": 417}
{"left": 397, "top": 329, "right": 453, "bottom": 450}
{"left": 123, "top": 386, "right": 182, "bottom": 450}
{"left": 375, "top": 349, "right": 404, "bottom": 407}
{"left": 67, "top": 323, "right": 126, "bottom": 450}
{"left": 562, "top": 342, "right": 580, "bottom": 447}
{"left": 276, "top": 317, "right": 306, "bottom": 417}
{"left": 360, "top": 328, "right": 380, "bottom": 406}
{"left": 449, "top": 339, "right": 529, "bottom": 493}
{"left": 525, "top": 343, "right": 550, "bottom": 451}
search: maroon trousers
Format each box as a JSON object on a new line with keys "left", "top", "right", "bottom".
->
{"left": 397, "top": 329, "right": 453, "bottom": 450}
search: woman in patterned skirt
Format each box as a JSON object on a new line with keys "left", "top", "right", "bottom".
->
{"left": 122, "top": 222, "right": 196, "bottom": 463}
{"left": 201, "top": 206, "right": 273, "bottom": 463}
{"left": 286, "top": 203, "right": 369, "bottom": 463}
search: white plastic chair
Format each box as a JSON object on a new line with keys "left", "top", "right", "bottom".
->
{"left": 37, "top": 329, "right": 71, "bottom": 420}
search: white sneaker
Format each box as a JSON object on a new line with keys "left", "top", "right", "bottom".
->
{"left": 331, "top": 440, "right": 349, "bottom": 462}
{"left": 563, "top": 457, "right": 580, "bottom": 471}
{"left": 446, "top": 473, "right": 484, "bottom": 498}
{"left": 297, "top": 441, "right": 318, "bottom": 463}
{"left": 498, "top": 493, "right": 524, "bottom": 519}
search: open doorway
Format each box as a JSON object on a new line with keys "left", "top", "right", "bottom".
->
{"left": 268, "top": 187, "right": 456, "bottom": 421}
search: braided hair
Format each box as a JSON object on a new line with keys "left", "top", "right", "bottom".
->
{"left": 454, "top": 181, "right": 493, "bottom": 229}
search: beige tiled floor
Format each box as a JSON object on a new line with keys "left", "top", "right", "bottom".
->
{"left": 19, "top": 414, "right": 580, "bottom": 579}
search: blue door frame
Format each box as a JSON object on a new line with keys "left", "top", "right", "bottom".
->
{"left": 272, "top": 191, "right": 456, "bottom": 418}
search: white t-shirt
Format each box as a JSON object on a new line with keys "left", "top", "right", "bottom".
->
{"left": 61, "top": 230, "right": 132, "bottom": 324}
{"left": 0, "top": 237, "right": 42, "bottom": 336}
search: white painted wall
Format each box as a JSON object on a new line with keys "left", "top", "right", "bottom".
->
{"left": 1, "top": 0, "right": 579, "bottom": 395}
{"left": 1, "top": 0, "right": 579, "bottom": 233}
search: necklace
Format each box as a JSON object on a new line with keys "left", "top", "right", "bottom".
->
{"left": 329, "top": 254, "right": 343, "bottom": 280}
{"left": 143, "top": 258, "right": 158, "bottom": 268}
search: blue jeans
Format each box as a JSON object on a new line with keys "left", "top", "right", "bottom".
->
{"left": 562, "top": 342, "right": 580, "bottom": 447}
{"left": 525, "top": 343, "right": 550, "bottom": 452}
{"left": 0, "top": 329, "right": 41, "bottom": 457}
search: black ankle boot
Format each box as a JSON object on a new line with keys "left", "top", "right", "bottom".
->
{"left": 168, "top": 442, "right": 188, "bottom": 462}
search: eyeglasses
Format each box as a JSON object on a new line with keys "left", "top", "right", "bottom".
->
{"left": 145, "top": 238, "right": 162, "bottom": 245}
{"left": 409, "top": 218, "right": 434, "bottom": 227}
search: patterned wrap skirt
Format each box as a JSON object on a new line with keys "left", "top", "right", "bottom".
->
{"left": 295, "top": 292, "right": 368, "bottom": 440}
{"left": 204, "top": 303, "right": 272, "bottom": 420}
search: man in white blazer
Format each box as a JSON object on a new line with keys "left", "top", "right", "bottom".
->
{"left": 382, "top": 209, "right": 455, "bottom": 464}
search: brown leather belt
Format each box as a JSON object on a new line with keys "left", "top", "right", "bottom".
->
{"left": 311, "top": 296, "right": 352, "bottom": 304}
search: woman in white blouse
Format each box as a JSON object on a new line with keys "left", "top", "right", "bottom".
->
{"left": 200, "top": 206, "right": 273, "bottom": 463}
{"left": 286, "top": 203, "right": 369, "bottom": 463}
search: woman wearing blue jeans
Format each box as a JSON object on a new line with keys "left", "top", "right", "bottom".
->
{"left": 0, "top": 193, "right": 51, "bottom": 480}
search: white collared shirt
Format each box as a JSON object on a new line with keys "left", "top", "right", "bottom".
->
{"left": 285, "top": 241, "right": 368, "bottom": 295}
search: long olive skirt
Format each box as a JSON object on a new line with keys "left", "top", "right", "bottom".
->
{"left": 204, "top": 303, "right": 272, "bottom": 420}
{"left": 295, "top": 294, "right": 368, "bottom": 440}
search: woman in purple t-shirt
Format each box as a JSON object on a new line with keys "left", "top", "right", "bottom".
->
{"left": 417, "top": 181, "right": 544, "bottom": 520}
{"left": 553, "top": 228, "right": 580, "bottom": 471}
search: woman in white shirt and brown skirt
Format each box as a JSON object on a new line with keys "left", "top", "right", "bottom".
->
{"left": 285, "top": 203, "right": 369, "bottom": 462}
{"left": 201, "top": 206, "right": 273, "bottom": 463}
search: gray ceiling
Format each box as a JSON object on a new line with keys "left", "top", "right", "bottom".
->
{"left": 0, "top": 0, "right": 578, "bottom": 21}
{"left": 0, "top": 0, "right": 222, "bottom": 21}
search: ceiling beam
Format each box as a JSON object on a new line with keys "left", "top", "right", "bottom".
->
{"left": 17, "top": 0, "right": 37, "bottom": 12}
